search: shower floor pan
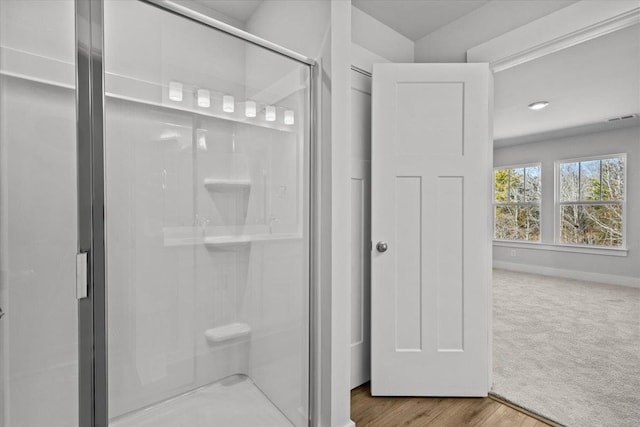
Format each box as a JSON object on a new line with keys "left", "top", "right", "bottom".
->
{"left": 110, "top": 375, "right": 294, "bottom": 427}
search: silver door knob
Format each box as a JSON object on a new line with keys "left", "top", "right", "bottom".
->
{"left": 376, "top": 241, "right": 388, "bottom": 253}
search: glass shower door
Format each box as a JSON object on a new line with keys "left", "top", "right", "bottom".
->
{"left": 103, "top": 2, "right": 311, "bottom": 426}
{"left": 0, "top": 1, "right": 79, "bottom": 426}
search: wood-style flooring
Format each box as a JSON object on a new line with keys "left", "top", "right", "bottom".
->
{"left": 351, "top": 383, "right": 550, "bottom": 427}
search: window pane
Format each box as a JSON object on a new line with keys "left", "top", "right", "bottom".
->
{"left": 559, "top": 162, "right": 579, "bottom": 202}
{"left": 560, "top": 204, "right": 623, "bottom": 246}
{"left": 518, "top": 206, "right": 540, "bottom": 241}
{"left": 560, "top": 205, "right": 580, "bottom": 244}
{"left": 495, "top": 206, "right": 518, "bottom": 240}
{"left": 494, "top": 169, "right": 509, "bottom": 202}
{"left": 495, "top": 205, "right": 539, "bottom": 241}
{"left": 601, "top": 157, "right": 624, "bottom": 201}
{"left": 580, "top": 160, "right": 601, "bottom": 200}
{"left": 524, "top": 166, "right": 541, "bottom": 203}
{"left": 509, "top": 168, "right": 525, "bottom": 202}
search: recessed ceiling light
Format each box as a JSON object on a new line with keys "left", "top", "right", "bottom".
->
{"left": 528, "top": 101, "right": 549, "bottom": 111}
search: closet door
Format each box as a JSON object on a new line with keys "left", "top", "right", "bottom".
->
{"left": 350, "top": 70, "right": 372, "bottom": 389}
{"left": 371, "top": 63, "right": 492, "bottom": 396}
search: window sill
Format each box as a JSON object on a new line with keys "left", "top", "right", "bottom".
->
{"left": 492, "top": 240, "right": 628, "bottom": 257}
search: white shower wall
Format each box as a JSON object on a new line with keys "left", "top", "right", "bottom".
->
{"left": 105, "top": 103, "right": 309, "bottom": 424}
{"left": 0, "top": 1, "right": 79, "bottom": 426}
{"left": 104, "top": 1, "right": 310, "bottom": 425}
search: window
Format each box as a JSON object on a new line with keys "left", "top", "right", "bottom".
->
{"left": 557, "top": 155, "right": 625, "bottom": 247}
{"left": 494, "top": 164, "right": 541, "bottom": 241}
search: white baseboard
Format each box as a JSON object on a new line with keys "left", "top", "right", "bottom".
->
{"left": 493, "top": 261, "right": 640, "bottom": 289}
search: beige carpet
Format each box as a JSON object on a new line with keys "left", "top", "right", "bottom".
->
{"left": 492, "top": 269, "right": 640, "bottom": 427}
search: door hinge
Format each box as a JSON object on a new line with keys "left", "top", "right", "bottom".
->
{"left": 76, "top": 252, "right": 88, "bottom": 299}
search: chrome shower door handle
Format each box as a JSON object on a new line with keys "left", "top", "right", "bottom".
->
{"left": 376, "top": 241, "right": 388, "bottom": 253}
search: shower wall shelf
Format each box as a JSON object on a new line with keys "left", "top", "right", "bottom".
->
{"left": 204, "top": 235, "right": 252, "bottom": 249}
{"left": 162, "top": 227, "right": 302, "bottom": 247}
{"left": 204, "top": 233, "right": 301, "bottom": 248}
{"left": 203, "top": 178, "right": 251, "bottom": 191}
{"left": 204, "top": 323, "right": 251, "bottom": 343}
{"left": 0, "top": 47, "right": 298, "bottom": 134}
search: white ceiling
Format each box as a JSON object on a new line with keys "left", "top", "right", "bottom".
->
{"left": 494, "top": 24, "right": 640, "bottom": 143}
{"left": 192, "top": 0, "right": 262, "bottom": 23}
{"left": 350, "top": 0, "right": 639, "bottom": 143}
{"left": 197, "top": 0, "right": 489, "bottom": 39}
{"left": 352, "top": 0, "right": 488, "bottom": 41}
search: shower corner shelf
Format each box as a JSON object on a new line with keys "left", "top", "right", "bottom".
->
{"left": 204, "top": 235, "right": 252, "bottom": 249}
{"left": 205, "top": 323, "right": 251, "bottom": 343}
{"left": 203, "top": 178, "right": 251, "bottom": 191}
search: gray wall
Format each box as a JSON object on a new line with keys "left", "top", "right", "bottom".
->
{"left": 493, "top": 124, "right": 640, "bottom": 285}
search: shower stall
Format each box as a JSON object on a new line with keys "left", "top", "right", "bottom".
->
{"left": 0, "top": 0, "right": 315, "bottom": 426}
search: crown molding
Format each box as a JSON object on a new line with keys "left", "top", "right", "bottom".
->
{"left": 467, "top": 0, "right": 640, "bottom": 72}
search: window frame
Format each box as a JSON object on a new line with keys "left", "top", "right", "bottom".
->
{"left": 493, "top": 162, "right": 542, "bottom": 242}
{"left": 554, "top": 153, "right": 627, "bottom": 249}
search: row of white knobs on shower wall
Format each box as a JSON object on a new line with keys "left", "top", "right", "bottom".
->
{"left": 168, "top": 80, "right": 295, "bottom": 125}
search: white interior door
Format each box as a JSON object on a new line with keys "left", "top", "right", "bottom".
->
{"left": 371, "top": 63, "right": 492, "bottom": 396}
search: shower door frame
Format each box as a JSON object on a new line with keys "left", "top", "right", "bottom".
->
{"left": 74, "top": 1, "right": 319, "bottom": 426}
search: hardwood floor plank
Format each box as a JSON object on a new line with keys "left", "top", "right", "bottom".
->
{"left": 488, "top": 394, "right": 561, "bottom": 427}
{"left": 425, "top": 398, "right": 502, "bottom": 426}
{"left": 368, "top": 398, "right": 444, "bottom": 426}
{"left": 478, "top": 405, "right": 548, "bottom": 427}
{"left": 351, "top": 383, "right": 550, "bottom": 426}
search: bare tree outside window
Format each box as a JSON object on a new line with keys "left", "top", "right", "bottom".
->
{"left": 494, "top": 165, "right": 541, "bottom": 241}
{"left": 558, "top": 155, "right": 625, "bottom": 247}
